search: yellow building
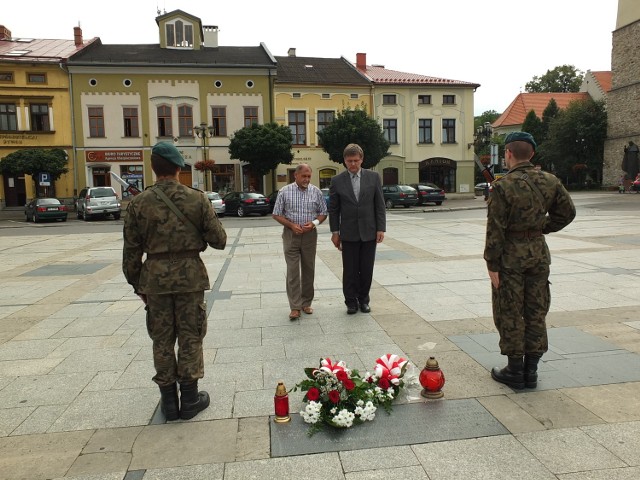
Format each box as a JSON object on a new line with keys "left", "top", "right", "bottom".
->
{"left": 0, "top": 25, "right": 94, "bottom": 208}
{"left": 66, "top": 10, "right": 276, "bottom": 200}
{"left": 273, "top": 51, "right": 373, "bottom": 191}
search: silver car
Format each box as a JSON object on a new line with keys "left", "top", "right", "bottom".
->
{"left": 76, "top": 186, "right": 121, "bottom": 221}
{"left": 206, "top": 192, "right": 225, "bottom": 217}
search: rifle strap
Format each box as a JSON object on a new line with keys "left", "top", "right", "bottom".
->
{"left": 151, "top": 186, "right": 202, "bottom": 237}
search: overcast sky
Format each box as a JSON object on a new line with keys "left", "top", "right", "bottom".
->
{"left": 3, "top": 0, "right": 618, "bottom": 115}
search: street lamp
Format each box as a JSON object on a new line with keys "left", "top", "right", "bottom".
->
{"left": 194, "top": 122, "right": 214, "bottom": 190}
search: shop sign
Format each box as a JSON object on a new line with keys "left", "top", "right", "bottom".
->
{"left": 86, "top": 150, "right": 143, "bottom": 162}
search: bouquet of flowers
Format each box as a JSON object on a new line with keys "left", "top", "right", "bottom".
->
{"left": 293, "top": 354, "right": 410, "bottom": 436}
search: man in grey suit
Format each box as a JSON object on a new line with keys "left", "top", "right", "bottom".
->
{"left": 329, "top": 143, "right": 386, "bottom": 314}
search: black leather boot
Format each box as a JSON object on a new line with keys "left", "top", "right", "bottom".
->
{"left": 524, "top": 354, "right": 542, "bottom": 388}
{"left": 491, "top": 356, "right": 525, "bottom": 389}
{"left": 180, "top": 381, "right": 210, "bottom": 420}
{"left": 159, "top": 383, "right": 179, "bottom": 421}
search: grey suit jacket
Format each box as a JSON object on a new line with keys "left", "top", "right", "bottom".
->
{"left": 328, "top": 169, "right": 386, "bottom": 242}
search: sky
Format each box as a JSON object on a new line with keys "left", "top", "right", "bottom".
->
{"left": 2, "top": 0, "right": 618, "bottom": 115}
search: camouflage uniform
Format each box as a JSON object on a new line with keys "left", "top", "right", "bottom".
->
{"left": 484, "top": 162, "right": 575, "bottom": 356}
{"left": 123, "top": 179, "right": 226, "bottom": 387}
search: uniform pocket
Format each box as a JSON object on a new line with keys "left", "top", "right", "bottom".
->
{"left": 197, "top": 301, "right": 208, "bottom": 338}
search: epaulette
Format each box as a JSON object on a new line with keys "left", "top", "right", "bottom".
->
{"left": 189, "top": 186, "right": 204, "bottom": 193}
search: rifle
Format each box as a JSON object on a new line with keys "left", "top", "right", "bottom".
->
{"left": 110, "top": 171, "right": 142, "bottom": 196}
{"left": 474, "top": 155, "right": 495, "bottom": 184}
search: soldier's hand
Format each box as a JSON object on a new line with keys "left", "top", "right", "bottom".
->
{"left": 488, "top": 270, "right": 500, "bottom": 289}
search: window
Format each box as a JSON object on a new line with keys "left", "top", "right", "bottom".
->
{"left": 418, "top": 119, "right": 432, "bottom": 144}
{"left": 317, "top": 110, "right": 334, "bottom": 146}
{"left": 212, "top": 107, "right": 227, "bottom": 136}
{"left": 123, "top": 107, "right": 139, "bottom": 137}
{"left": 350, "top": 93, "right": 359, "bottom": 99}
{"left": 88, "top": 107, "right": 105, "bottom": 137}
{"left": 0, "top": 72, "right": 13, "bottom": 82}
{"left": 292, "top": 93, "right": 301, "bottom": 98}
{"left": 288, "top": 111, "right": 306, "bottom": 145}
{"left": 442, "top": 119, "right": 456, "bottom": 143}
{"left": 30, "top": 104, "right": 50, "bottom": 132}
{"left": 178, "top": 105, "right": 193, "bottom": 137}
{"left": 321, "top": 93, "right": 330, "bottom": 99}
{"left": 166, "top": 20, "right": 193, "bottom": 47}
{"left": 27, "top": 73, "right": 46, "bottom": 83}
{"left": 382, "top": 94, "right": 397, "bottom": 105}
{"left": 157, "top": 105, "right": 173, "bottom": 137}
{"left": 244, "top": 107, "right": 258, "bottom": 127}
{"left": 0, "top": 104, "right": 18, "bottom": 131}
{"left": 418, "top": 95, "right": 431, "bottom": 105}
{"left": 443, "top": 95, "right": 455, "bottom": 105}
{"left": 383, "top": 119, "right": 398, "bottom": 144}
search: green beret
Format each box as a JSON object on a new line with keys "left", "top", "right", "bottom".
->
{"left": 152, "top": 142, "right": 185, "bottom": 167}
{"left": 505, "top": 131, "right": 537, "bottom": 151}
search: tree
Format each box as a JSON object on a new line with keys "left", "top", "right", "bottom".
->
{"left": 521, "top": 110, "right": 544, "bottom": 146}
{"left": 541, "top": 98, "right": 560, "bottom": 139}
{"left": 0, "top": 148, "right": 69, "bottom": 193}
{"left": 539, "top": 98, "right": 607, "bottom": 186}
{"left": 474, "top": 110, "right": 500, "bottom": 130}
{"left": 228, "top": 122, "right": 294, "bottom": 181}
{"left": 317, "top": 105, "right": 390, "bottom": 169}
{"left": 525, "top": 65, "right": 584, "bottom": 93}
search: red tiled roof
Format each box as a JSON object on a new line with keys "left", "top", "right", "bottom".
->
{"left": 492, "top": 92, "right": 591, "bottom": 128}
{"left": 0, "top": 38, "right": 93, "bottom": 62}
{"left": 591, "top": 71, "right": 612, "bottom": 93}
{"left": 362, "top": 65, "right": 479, "bottom": 87}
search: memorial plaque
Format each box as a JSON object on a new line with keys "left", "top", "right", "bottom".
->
{"left": 270, "top": 399, "right": 508, "bottom": 457}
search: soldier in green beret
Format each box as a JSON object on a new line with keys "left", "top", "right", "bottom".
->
{"left": 123, "top": 141, "right": 227, "bottom": 420}
{"left": 484, "top": 132, "right": 576, "bottom": 389}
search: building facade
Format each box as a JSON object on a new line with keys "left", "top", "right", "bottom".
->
{"left": 0, "top": 25, "right": 94, "bottom": 207}
{"left": 66, "top": 9, "right": 276, "bottom": 200}
{"left": 603, "top": 0, "right": 640, "bottom": 186}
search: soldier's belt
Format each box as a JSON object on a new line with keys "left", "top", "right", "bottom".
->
{"left": 507, "top": 230, "right": 543, "bottom": 239}
{"left": 146, "top": 250, "right": 201, "bottom": 260}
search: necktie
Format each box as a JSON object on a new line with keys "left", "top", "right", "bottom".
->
{"left": 352, "top": 174, "right": 360, "bottom": 200}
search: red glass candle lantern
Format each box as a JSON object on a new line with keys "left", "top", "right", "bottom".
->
{"left": 274, "top": 381, "right": 291, "bottom": 423}
{"left": 419, "top": 356, "right": 445, "bottom": 399}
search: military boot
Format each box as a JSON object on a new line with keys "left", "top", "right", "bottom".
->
{"left": 159, "top": 383, "right": 179, "bottom": 421}
{"left": 179, "top": 381, "right": 210, "bottom": 420}
{"left": 524, "top": 354, "right": 542, "bottom": 389}
{"left": 491, "top": 356, "right": 525, "bottom": 389}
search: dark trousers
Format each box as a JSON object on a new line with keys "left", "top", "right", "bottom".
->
{"left": 341, "top": 239, "right": 377, "bottom": 307}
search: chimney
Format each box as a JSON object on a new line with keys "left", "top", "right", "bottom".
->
{"left": 73, "top": 26, "right": 83, "bottom": 47}
{"left": 203, "top": 25, "right": 218, "bottom": 47}
{"left": 288, "top": 47, "right": 296, "bottom": 57}
{"left": 0, "top": 25, "right": 11, "bottom": 40}
{"left": 356, "top": 52, "right": 366, "bottom": 71}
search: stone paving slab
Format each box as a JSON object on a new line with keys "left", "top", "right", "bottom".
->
{"left": 270, "top": 399, "right": 508, "bottom": 457}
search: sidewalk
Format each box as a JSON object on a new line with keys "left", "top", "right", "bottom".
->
{"left": 0, "top": 194, "right": 639, "bottom": 479}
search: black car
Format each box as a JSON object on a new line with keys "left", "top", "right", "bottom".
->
{"left": 267, "top": 190, "right": 279, "bottom": 213}
{"left": 382, "top": 184, "right": 419, "bottom": 208}
{"left": 223, "top": 192, "right": 270, "bottom": 217}
{"left": 25, "top": 198, "right": 68, "bottom": 223}
{"left": 410, "top": 183, "right": 446, "bottom": 206}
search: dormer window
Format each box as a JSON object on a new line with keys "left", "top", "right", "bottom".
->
{"left": 166, "top": 19, "right": 194, "bottom": 48}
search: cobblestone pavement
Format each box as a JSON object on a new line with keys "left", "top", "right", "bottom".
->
{"left": 0, "top": 192, "right": 639, "bottom": 479}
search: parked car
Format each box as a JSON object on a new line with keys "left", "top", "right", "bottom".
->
{"left": 25, "top": 198, "right": 68, "bottom": 223}
{"left": 410, "top": 183, "right": 446, "bottom": 206}
{"left": 382, "top": 184, "right": 419, "bottom": 208}
{"left": 474, "top": 182, "right": 492, "bottom": 197}
{"left": 76, "top": 186, "right": 121, "bottom": 221}
{"left": 223, "top": 192, "right": 270, "bottom": 217}
{"left": 205, "top": 191, "right": 225, "bottom": 217}
{"left": 267, "top": 190, "right": 279, "bottom": 213}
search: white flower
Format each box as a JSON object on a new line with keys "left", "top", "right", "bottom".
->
{"left": 357, "top": 399, "right": 364, "bottom": 407}
{"left": 330, "top": 407, "right": 337, "bottom": 414}
{"left": 300, "top": 401, "right": 322, "bottom": 424}
{"left": 332, "top": 408, "right": 355, "bottom": 427}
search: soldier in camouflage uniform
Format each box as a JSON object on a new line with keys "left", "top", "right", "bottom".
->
{"left": 484, "top": 132, "right": 575, "bottom": 389}
{"left": 123, "top": 142, "right": 226, "bottom": 420}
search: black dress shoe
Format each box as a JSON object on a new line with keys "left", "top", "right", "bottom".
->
{"left": 359, "top": 303, "right": 371, "bottom": 313}
{"left": 346, "top": 305, "right": 358, "bottom": 314}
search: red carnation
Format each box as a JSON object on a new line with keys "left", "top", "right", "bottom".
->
{"left": 343, "top": 379, "right": 355, "bottom": 391}
{"left": 328, "top": 390, "right": 340, "bottom": 404}
{"left": 336, "top": 370, "right": 348, "bottom": 382}
{"left": 306, "top": 387, "right": 320, "bottom": 401}
{"left": 378, "top": 377, "right": 390, "bottom": 389}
